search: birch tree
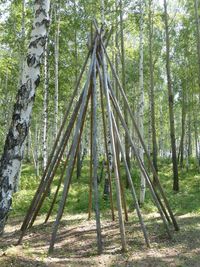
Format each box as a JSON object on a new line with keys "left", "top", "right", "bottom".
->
{"left": 194, "top": 0, "right": 200, "bottom": 102}
{"left": 0, "top": 0, "right": 50, "bottom": 234}
{"left": 119, "top": 0, "right": 130, "bottom": 186}
{"left": 138, "top": 0, "right": 145, "bottom": 204}
{"left": 163, "top": 0, "right": 179, "bottom": 191}
{"left": 54, "top": 3, "right": 60, "bottom": 138}
{"left": 148, "top": 0, "right": 158, "bottom": 179}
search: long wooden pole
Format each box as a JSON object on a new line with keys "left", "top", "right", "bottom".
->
{"left": 102, "top": 42, "right": 179, "bottom": 231}
{"left": 111, "top": 111, "right": 150, "bottom": 247}
{"left": 91, "top": 57, "right": 103, "bottom": 254}
{"left": 28, "top": 87, "right": 86, "bottom": 228}
{"left": 88, "top": 92, "right": 93, "bottom": 220}
{"left": 96, "top": 47, "right": 171, "bottom": 224}
{"left": 44, "top": 141, "right": 74, "bottom": 224}
{"left": 98, "top": 64, "right": 115, "bottom": 221}
{"left": 18, "top": 50, "right": 91, "bottom": 243}
{"left": 48, "top": 41, "right": 97, "bottom": 253}
{"left": 18, "top": 88, "right": 85, "bottom": 244}
{"left": 108, "top": 84, "right": 172, "bottom": 238}
{"left": 100, "top": 44, "right": 127, "bottom": 252}
{"left": 114, "top": 131, "right": 129, "bottom": 222}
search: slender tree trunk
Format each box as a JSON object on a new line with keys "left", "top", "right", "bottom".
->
{"left": 73, "top": 0, "right": 81, "bottom": 179}
{"left": 148, "top": 0, "right": 158, "bottom": 179}
{"left": 119, "top": 0, "right": 130, "bottom": 187}
{"left": 193, "top": 97, "right": 200, "bottom": 171}
{"left": 26, "top": 130, "right": 31, "bottom": 162}
{"left": 115, "top": 0, "right": 120, "bottom": 149}
{"left": 139, "top": 0, "right": 145, "bottom": 204}
{"left": 194, "top": 0, "right": 200, "bottom": 102}
{"left": 159, "top": 100, "right": 164, "bottom": 158}
{"left": 178, "top": 89, "right": 186, "bottom": 169}
{"left": 0, "top": 0, "right": 50, "bottom": 234}
{"left": 163, "top": 0, "right": 179, "bottom": 191}
{"left": 42, "top": 36, "right": 49, "bottom": 171}
{"left": 34, "top": 123, "right": 40, "bottom": 177}
{"left": 54, "top": 3, "right": 60, "bottom": 138}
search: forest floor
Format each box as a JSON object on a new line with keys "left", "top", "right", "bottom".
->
{"left": 0, "top": 212, "right": 200, "bottom": 267}
{"left": 0, "top": 161, "right": 200, "bottom": 266}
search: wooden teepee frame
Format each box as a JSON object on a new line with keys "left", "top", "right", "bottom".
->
{"left": 17, "top": 23, "right": 179, "bottom": 255}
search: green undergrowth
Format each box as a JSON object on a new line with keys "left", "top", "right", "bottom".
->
{"left": 11, "top": 158, "right": 200, "bottom": 219}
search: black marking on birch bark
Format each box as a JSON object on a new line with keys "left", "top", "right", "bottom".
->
{"left": 41, "top": 19, "right": 50, "bottom": 28}
{"left": 18, "top": 84, "right": 30, "bottom": 100}
{"left": 16, "top": 122, "right": 28, "bottom": 137}
{"left": 6, "top": 122, "right": 27, "bottom": 150}
{"left": 29, "top": 37, "right": 46, "bottom": 49}
{"left": 35, "top": 7, "right": 48, "bottom": 18}
{"left": 27, "top": 54, "right": 36, "bottom": 67}
{"left": 0, "top": 176, "right": 12, "bottom": 194}
{"left": 35, "top": 75, "right": 40, "bottom": 87}
{"left": 14, "top": 103, "right": 23, "bottom": 112}
{"left": 12, "top": 113, "right": 21, "bottom": 121}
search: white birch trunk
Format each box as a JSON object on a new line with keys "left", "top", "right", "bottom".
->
{"left": 0, "top": 0, "right": 50, "bottom": 234}
{"left": 54, "top": 5, "right": 60, "bottom": 138}
{"left": 139, "top": 0, "right": 145, "bottom": 204}
{"left": 42, "top": 36, "right": 49, "bottom": 171}
{"left": 34, "top": 124, "right": 40, "bottom": 177}
{"left": 159, "top": 103, "right": 164, "bottom": 158}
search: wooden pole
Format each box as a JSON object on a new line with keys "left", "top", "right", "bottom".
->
{"left": 44, "top": 141, "right": 74, "bottom": 224}
{"left": 97, "top": 49, "right": 171, "bottom": 224}
{"left": 48, "top": 41, "right": 97, "bottom": 253}
{"left": 108, "top": 84, "right": 172, "bottom": 239}
{"left": 98, "top": 64, "right": 115, "bottom": 221}
{"left": 114, "top": 130, "right": 129, "bottom": 222}
{"left": 91, "top": 57, "right": 103, "bottom": 254}
{"left": 111, "top": 111, "right": 150, "bottom": 247}
{"left": 18, "top": 50, "right": 91, "bottom": 243}
{"left": 88, "top": 87, "right": 93, "bottom": 220}
{"left": 100, "top": 44, "right": 127, "bottom": 252}
{"left": 18, "top": 87, "right": 85, "bottom": 244}
{"left": 102, "top": 43, "right": 179, "bottom": 231}
{"left": 28, "top": 88, "right": 85, "bottom": 228}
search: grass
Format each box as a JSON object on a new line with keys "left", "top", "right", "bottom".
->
{"left": 1, "top": 159, "right": 200, "bottom": 267}
{"left": 11, "top": 158, "right": 200, "bottom": 218}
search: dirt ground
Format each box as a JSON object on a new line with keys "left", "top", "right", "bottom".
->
{"left": 0, "top": 212, "right": 200, "bottom": 267}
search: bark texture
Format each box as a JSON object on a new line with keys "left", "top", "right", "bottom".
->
{"left": 0, "top": 0, "right": 50, "bottom": 234}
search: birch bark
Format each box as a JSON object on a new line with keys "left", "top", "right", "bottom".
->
{"left": 0, "top": 0, "right": 50, "bottom": 234}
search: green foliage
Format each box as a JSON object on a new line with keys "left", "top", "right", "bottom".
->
{"left": 11, "top": 160, "right": 200, "bottom": 218}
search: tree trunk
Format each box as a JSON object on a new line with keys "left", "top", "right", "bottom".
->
{"left": 0, "top": 0, "right": 50, "bottom": 235}
{"left": 194, "top": 0, "right": 200, "bottom": 102}
{"left": 34, "top": 123, "right": 40, "bottom": 177}
{"left": 42, "top": 36, "right": 49, "bottom": 171}
{"left": 139, "top": 0, "right": 145, "bottom": 204}
{"left": 119, "top": 0, "right": 130, "bottom": 188}
{"left": 148, "top": 0, "right": 158, "bottom": 179}
{"left": 178, "top": 89, "right": 186, "bottom": 169}
{"left": 54, "top": 3, "right": 60, "bottom": 138}
{"left": 163, "top": 0, "right": 179, "bottom": 191}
